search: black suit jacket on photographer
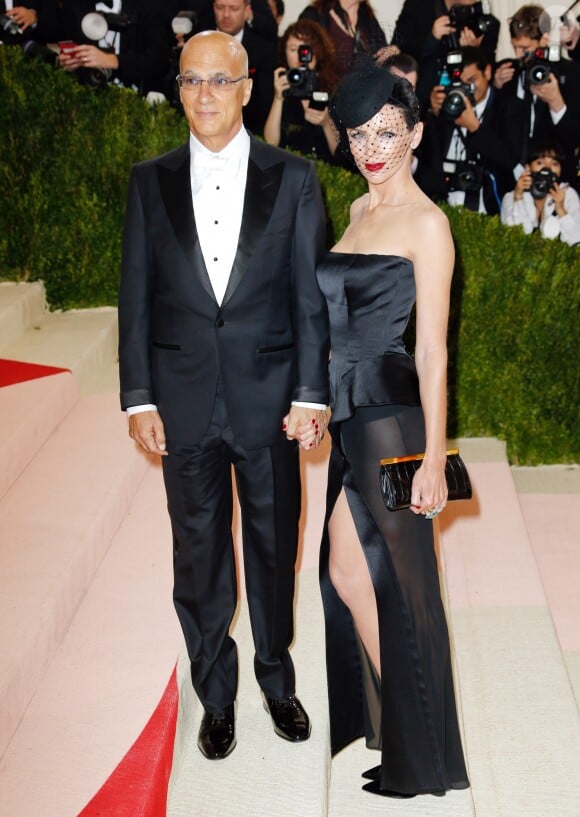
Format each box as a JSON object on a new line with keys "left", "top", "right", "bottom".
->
{"left": 240, "top": 25, "right": 276, "bottom": 136}
{"left": 495, "top": 57, "right": 580, "bottom": 186}
{"left": 415, "top": 87, "right": 522, "bottom": 214}
{"left": 59, "top": 0, "right": 173, "bottom": 93}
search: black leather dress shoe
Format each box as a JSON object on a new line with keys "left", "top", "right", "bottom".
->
{"left": 263, "top": 694, "right": 311, "bottom": 741}
{"left": 197, "top": 704, "right": 236, "bottom": 759}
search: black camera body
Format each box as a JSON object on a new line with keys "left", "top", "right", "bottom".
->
{"left": 0, "top": 14, "right": 58, "bottom": 65}
{"left": 284, "top": 43, "right": 319, "bottom": 99}
{"left": 530, "top": 167, "right": 559, "bottom": 199}
{"left": 442, "top": 79, "right": 475, "bottom": 119}
{"left": 519, "top": 48, "right": 553, "bottom": 87}
{"left": 446, "top": 160, "right": 484, "bottom": 193}
{"left": 0, "top": 12, "right": 21, "bottom": 39}
{"left": 446, "top": 1, "right": 493, "bottom": 48}
{"left": 438, "top": 51, "right": 475, "bottom": 120}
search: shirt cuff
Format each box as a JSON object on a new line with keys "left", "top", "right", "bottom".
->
{"left": 126, "top": 404, "right": 158, "bottom": 415}
{"left": 291, "top": 401, "right": 327, "bottom": 410}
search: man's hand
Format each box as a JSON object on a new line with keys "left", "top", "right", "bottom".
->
{"left": 5, "top": 6, "right": 37, "bottom": 31}
{"left": 458, "top": 27, "right": 483, "bottom": 48}
{"left": 429, "top": 84, "right": 446, "bottom": 116}
{"left": 128, "top": 410, "right": 168, "bottom": 456}
{"left": 493, "top": 61, "right": 515, "bottom": 89}
{"left": 454, "top": 96, "right": 479, "bottom": 132}
{"left": 531, "top": 73, "right": 565, "bottom": 114}
{"left": 432, "top": 15, "right": 454, "bottom": 40}
{"left": 283, "top": 406, "right": 328, "bottom": 451}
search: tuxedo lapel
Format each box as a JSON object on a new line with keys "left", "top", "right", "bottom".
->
{"left": 157, "top": 145, "right": 217, "bottom": 303}
{"left": 222, "top": 145, "right": 285, "bottom": 306}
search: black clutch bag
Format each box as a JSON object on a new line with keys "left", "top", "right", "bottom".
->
{"left": 379, "top": 449, "right": 472, "bottom": 512}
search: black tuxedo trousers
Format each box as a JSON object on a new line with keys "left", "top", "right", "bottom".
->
{"left": 164, "top": 383, "right": 301, "bottom": 712}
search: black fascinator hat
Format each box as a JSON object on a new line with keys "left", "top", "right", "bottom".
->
{"left": 329, "top": 64, "right": 421, "bottom": 155}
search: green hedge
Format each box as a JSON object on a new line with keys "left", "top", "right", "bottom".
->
{"left": 1, "top": 47, "right": 579, "bottom": 464}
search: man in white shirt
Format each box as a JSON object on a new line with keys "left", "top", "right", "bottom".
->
{"left": 118, "top": 31, "right": 329, "bottom": 760}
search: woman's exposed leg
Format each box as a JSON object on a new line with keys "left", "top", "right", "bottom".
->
{"left": 328, "top": 488, "right": 381, "bottom": 676}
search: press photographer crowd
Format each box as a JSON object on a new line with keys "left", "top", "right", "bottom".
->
{"left": 1, "top": 0, "right": 579, "bottom": 245}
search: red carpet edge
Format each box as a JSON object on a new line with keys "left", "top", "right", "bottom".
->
{"left": 77, "top": 665, "right": 178, "bottom": 817}
{"left": 0, "top": 359, "right": 70, "bottom": 388}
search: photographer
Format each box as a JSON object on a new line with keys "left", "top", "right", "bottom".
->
{"left": 263, "top": 19, "right": 339, "bottom": 162}
{"left": 493, "top": 5, "right": 580, "bottom": 188}
{"left": 392, "top": 0, "right": 499, "bottom": 107}
{"left": 57, "top": 0, "right": 174, "bottom": 96}
{"left": 298, "top": 0, "right": 386, "bottom": 79}
{"left": 213, "top": 0, "right": 276, "bottom": 135}
{"left": 416, "top": 46, "right": 522, "bottom": 214}
{"left": 501, "top": 143, "right": 580, "bottom": 245}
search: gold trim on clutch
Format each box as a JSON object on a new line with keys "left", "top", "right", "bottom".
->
{"left": 379, "top": 448, "right": 459, "bottom": 466}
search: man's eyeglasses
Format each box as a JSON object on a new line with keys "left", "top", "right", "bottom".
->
{"left": 176, "top": 75, "right": 247, "bottom": 91}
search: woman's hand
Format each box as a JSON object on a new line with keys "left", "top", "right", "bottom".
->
{"left": 59, "top": 44, "right": 119, "bottom": 73}
{"left": 410, "top": 457, "right": 448, "bottom": 518}
{"left": 273, "top": 66, "right": 290, "bottom": 100}
{"left": 303, "top": 104, "right": 329, "bottom": 127}
{"left": 514, "top": 168, "right": 532, "bottom": 201}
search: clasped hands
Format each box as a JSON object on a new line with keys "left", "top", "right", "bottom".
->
{"left": 128, "top": 406, "right": 329, "bottom": 457}
{"left": 283, "top": 406, "right": 329, "bottom": 451}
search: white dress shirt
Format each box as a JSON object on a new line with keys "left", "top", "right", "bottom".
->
{"left": 190, "top": 127, "right": 249, "bottom": 305}
{"left": 127, "top": 125, "right": 325, "bottom": 415}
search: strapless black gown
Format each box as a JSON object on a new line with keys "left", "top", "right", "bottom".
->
{"left": 317, "top": 252, "right": 469, "bottom": 795}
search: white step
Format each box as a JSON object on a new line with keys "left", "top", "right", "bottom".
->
{"left": 167, "top": 567, "right": 330, "bottom": 817}
{"left": 0, "top": 392, "right": 148, "bottom": 757}
{"left": 0, "top": 306, "right": 118, "bottom": 397}
{"left": 0, "top": 281, "right": 47, "bottom": 350}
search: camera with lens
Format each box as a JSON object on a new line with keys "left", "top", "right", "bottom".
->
{"left": 0, "top": 13, "right": 59, "bottom": 65}
{"left": 518, "top": 47, "right": 555, "bottom": 87}
{"left": 0, "top": 12, "right": 21, "bottom": 39}
{"left": 284, "top": 43, "right": 319, "bottom": 99}
{"left": 447, "top": 1, "right": 493, "bottom": 47}
{"left": 439, "top": 52, "right": 475, "bottom": 120}
{"left": 445, "top": 159, "right": 484, "bottom": 193}
{"left": 530, "top": 167, "right": 559, "bottom": 198}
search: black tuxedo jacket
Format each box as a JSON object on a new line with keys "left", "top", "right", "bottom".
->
{"left": 118, "top": 136, "right": 329, "bottom": 449}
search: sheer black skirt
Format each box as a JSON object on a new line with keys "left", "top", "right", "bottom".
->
{"left": 320, "top": 403, "right": 469, "bottom": 795}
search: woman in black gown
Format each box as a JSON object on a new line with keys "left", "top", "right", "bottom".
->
{"left": 315, "top": 65, "right": 470, "bottom": 798}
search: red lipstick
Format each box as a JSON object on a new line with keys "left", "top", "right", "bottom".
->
{"left": 365, "top": 162, "right": 385, "bottom": 172}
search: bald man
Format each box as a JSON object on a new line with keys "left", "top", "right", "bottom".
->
{"left": 118, "top": 31, "right": 329, "bottom": 759}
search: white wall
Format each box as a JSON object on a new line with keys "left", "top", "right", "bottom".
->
{"left": 279, "top": 0, "right": 530, "bottom": 62}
